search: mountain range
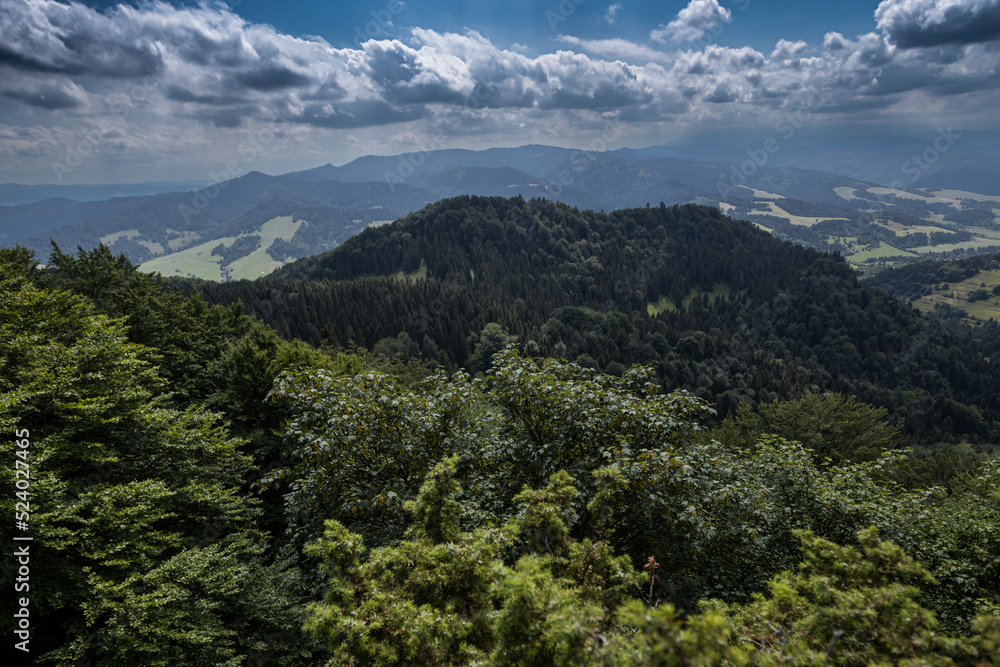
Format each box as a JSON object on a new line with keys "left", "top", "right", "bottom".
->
{"left": 4, "top": 130, "right": 1000, "bottom": 280}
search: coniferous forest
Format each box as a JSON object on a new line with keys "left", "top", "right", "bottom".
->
{"left": 3, "top": 196, "right": 1000, "bottom": 665}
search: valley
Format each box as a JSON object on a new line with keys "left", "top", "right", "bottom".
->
{"left": 139, "top": 215, "right": 304, "bottom": 281}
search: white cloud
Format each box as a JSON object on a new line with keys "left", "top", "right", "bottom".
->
{"left": 1, "top": 0, "right": 1000, "bottom": 183}
{"left": 557, "top": 35, "right": 671, "bottom": 63}
{"left": 823, "top": 32, "right": 849, "bottom": 51}
{"left": 0, "top": 0, "right": 993, "bottom": 128}
{"left": 771, "top": 39, "right": 810, "bottom": 60}
{"left": 651, "top": 0, "right": 732, "bottom": 44}
{"left": 604, "top": 3, "right": 623, "bottom": 24}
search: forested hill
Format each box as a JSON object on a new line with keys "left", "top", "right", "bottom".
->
{"left": 196, "top": 195, "right": 1000, "bottom": 448}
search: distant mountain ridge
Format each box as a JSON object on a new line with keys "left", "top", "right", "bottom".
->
{"left": 6, "top": 173, "right": 437, "bottom": 277}
{"left": 4, "top": 131, "right": 1000, "bottom": 278}
{"left": 0, "top": 180, "right": 203, "bottom": 206}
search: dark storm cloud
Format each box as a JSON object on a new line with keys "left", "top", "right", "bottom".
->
{"left": 235, "top": 67, "right": 314, "bottom": 92}
{"left": 2, "top": 0, "right": 1000, "bottom": 139}
{"left": 165, "top": 86, "right": 247, "bottom": 106}
{"left": 2, "top": 82, "right": 84, "bottom": 109}
{"left": 876, "top": 0, "right": 1000, "bottom": 48}
{"left": 293, "top": 100, "right": 428, "bottom": 129}
{"left": 0, "top": 0, "right": 162, "bottom": 77}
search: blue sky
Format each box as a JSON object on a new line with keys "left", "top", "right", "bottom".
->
{"left": 233, "top": 0, "right": 882, "bottom": 54}
{"left": 2, "top": 0, "right": 1000, "bottom": 184}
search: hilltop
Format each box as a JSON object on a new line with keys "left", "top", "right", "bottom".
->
{"left": 197, "top": 195, "right": 1000, "bottom": 449}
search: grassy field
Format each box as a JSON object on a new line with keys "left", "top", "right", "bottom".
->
{"left": 392, "top": 258, "right": 428, "bottom": 283}
{"left": 227, "top": 216, "right": 303, "bottom": 280}
{"left": 100, "top": 229, "right": 139, "bottom": 244}
{"left": 100, "top": 228, "right": 165, "bottom": 256}
{"left": 140, "top": 216, "right": 302, "bottom": 281}
{"left": 834, "top": 186, "right": 860, "bottom": 201}
{"left": 140, "top": 238, "right": 226, "bottom": 280}
{"left": 966, "top": 227, "right": 1000, "bottom": 240}
{"left": 752, "top": 200, "right": 849, "bottom": 227}
{"left": 164, "top": 230, "right": 201, "bottom": 251}
{"left": 867, "top": 187, "right": 961, "bottom": 207}
{"left": 930, "top": 189, "right": 1000, "bottom": 204}
{"left": 848, "top": 241, "right": 917, "bottom": 264}
{"left": 875, "top": 220, "right": 950, "bottom": 236}
{"left": 749, "top": 188, "right": 784, "bottom": 199}
{"left": 911, "top": 268, "right": 1000, "bottom": 320}
{"left": 728, "top": 182, "right": 1000, "bottom": 272}
{"left": 647, "top": 283, "right": 735, "bottom": 316}
{"left": 909, "top": 238, "right": 1000, "bottom": 253}
{"left": 139, "top": 240, "right": 165, "bottom": 254}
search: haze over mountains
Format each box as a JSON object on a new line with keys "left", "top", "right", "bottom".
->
{"left": 5, "top": 129, "right": 1000, "bottom": 281}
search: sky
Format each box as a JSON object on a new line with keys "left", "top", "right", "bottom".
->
{"left": 1, "top": 0, "right": 1000, "bottom": 185}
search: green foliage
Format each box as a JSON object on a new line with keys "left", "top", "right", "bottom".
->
{"left": 405, "top": 454, "right": 464, "bottom": 544}
{"left": 614, "top": 601, "right": 749, "bottom": 666}
{"left": 490, "top": 554, "right": 608, "bottom": 667}
{"left": 274, "top": 347, "right": 999, "bottom": 641}
{"left": 731, "top": 527, "right": 964, "bottom": 665}
{"left": 891, "top": 442, "right": 993, "bottom": 490}
{"left": 892, "top": 459, "right": 1000, "bottom": 634}
{"left": 466, "top": 323, "right": 518, "bottom": 376}
{"left": 303, "top": 457, "right": 505, "bottom": 666}
{"left": 212, "top": 234, "right": 262, "bottom": 266}
{"left": 305, "top": 458, "right": 1000, "bottom": 666}
{"left": 267, "top": 366, "right": 492, "bottom": 554}
{"left": 0, "top": 248, "right": 314, "bottom": 665}
{"left": 275, "top": 348, "right": 995, "bottom": 623}
{"left": 304, "top": 458, "right": 640, "bottom": 666}
{"left": 712, "top": 392, "right": 902, "bottom": 464}
{"left": 46, "top": 243, "right": 247, "bottom": 403}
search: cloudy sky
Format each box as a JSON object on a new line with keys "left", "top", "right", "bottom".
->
{"left": 1, "top": 0, "right": 999, "bottom": 185}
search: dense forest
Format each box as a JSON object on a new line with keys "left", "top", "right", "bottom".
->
{"left": 869, "top": 252, "right": 1000, "bottom": 303}
{"left": 197, "top": 196, "right": 1000, "bottom": 453}
{"left": 3, "top": 196, "right": 1000, "bottom": 665}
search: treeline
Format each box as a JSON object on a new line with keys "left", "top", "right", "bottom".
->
{"left": 212, "top": 234, "right": 261, "bottom": 265}
{"left": 869, "top": 253, "right": 1000, "bottom": 301}
{"left": 196, "top": 195, "right": 1000, "bottom": 448}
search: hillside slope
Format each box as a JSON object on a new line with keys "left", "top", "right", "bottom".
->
{"left": 9, "top": 173, "right": 436, "bottom": 274}
{"left": 197, "top": 196, "right": 1000, "bottom": 448}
